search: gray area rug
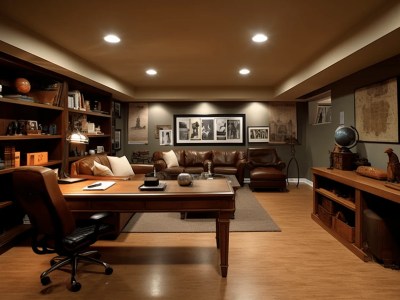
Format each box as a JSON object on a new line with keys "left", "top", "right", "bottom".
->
{"left": 122, "top": 185, "right": 281, "bottom": 233}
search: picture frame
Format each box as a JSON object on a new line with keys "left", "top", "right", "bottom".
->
{"left": 160, "top": 129, "right": 173, "bottom": 145}
{"left": 355, "top": 78, "right": 399, "bottom": 143}
{"left": 314, "top": 105, "right": 332, "bottom": 125}
{"left": 174, "top": 114, "right": 245, "bottom": 145}
{"left": 114, "top": 101, "right": 121, "bottom": 118}
{"left": 248, "top": 126, "right": 269, "bottom": 143}
{"left": 114, "top": 129, "right": 121, "bottom": 150}
{"left": 155, "top": 125, "right": 172, "bottom": 139}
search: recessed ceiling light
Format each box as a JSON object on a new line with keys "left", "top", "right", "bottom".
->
{"left": 252, "top": 33, "right": 268, "bottom": 43}
{"left": 104, "top": 34, "right": 121, "bottom": 43}
{"left": 239, "top": 68, "right": 250, "bottom": 75}
{"left": 146, "top": 69, "right": 157, "bottom": 76}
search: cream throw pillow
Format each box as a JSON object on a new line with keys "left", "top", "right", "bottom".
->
{"left": 92, "top": 160, "right": 114, "bottom": 176}
{"left": 107, "top": 156, "right": 135, "bottom": 176}
{"left": 163, "top": 150, "right": 179, "bottom": 168}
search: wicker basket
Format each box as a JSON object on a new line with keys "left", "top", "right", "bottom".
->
{"left": 317, "top": 205, "right": 333, "bottom": 227}
{"left": 332, "top": 211, "right": 355, "bottom": 243}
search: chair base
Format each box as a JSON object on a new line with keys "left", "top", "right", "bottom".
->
{"left": 41, "top": 250, "right": 113, "bottom": 292}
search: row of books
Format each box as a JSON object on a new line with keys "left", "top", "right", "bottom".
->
{"left": 4, "top": 146, "right": 20, "bottom": 168}
{"left": 68, "top": 90, "right": 87, "bottom": 111}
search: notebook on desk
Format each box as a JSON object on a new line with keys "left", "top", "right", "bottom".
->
{"left": 83, "top": 181, "right": 116, "bottom": 191}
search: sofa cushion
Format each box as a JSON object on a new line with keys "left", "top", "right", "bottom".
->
{"left": 212, "top": 150, "right": 238, "bottom": 165}
{"left": 250, "top": 167, "right": 286, "bottom": 180}
{"left": 92, "top": 161, "right": 114, "bottom": 176}
{"left": 163, "top": 150, "right": 179, "bottom": 168}
{"left": 185, "top": 150, "right": 211, "bottom": 167}
{"left": 107, "top": 156, "right": 135, "bottom": 176}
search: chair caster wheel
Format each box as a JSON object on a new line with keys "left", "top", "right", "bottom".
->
{"left": 41, "top": 276, "right": 51, "bottom": 286}
{"left": 70, "top": 280, "right": 81, "bottom": 292}
{"left": 105, "top": 266, "right": 113, "bottom": 275}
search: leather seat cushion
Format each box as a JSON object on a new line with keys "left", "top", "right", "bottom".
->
{"left": 184, "top": 166, "right": 205, "bottom": 174}
{"left": 250, "top": 167, "right": 286, "bottom": 180}
{"left": 214, "top": 166, "right": 237, "bottom": 175}
{"left": 185, "top": 150, "right": 211, "bottom": 167}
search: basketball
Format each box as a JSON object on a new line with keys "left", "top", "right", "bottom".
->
{"left": 15, "top": 77, "right": 31, "bottom": 94}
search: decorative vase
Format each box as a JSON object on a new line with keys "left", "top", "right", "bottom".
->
{"left": 177, "top": 173, "right": 193, "bottom": 186}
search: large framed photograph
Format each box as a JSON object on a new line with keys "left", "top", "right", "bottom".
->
{"left": 160, "top": 129, "right": 173, "bottom": 145}
{"left": 174, "top": 114, "right": 245, "bottom": 145}
{"left": 248, "top": 126, "right": 269, "bottom": 143}
{"left": 355, "top": 78, "right": 398, "bottom": 143}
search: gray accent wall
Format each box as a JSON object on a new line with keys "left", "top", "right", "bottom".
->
{"left": 117, "top": 54, "right": 400, "bottom": 181}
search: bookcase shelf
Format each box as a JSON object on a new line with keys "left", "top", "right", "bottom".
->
{"left": 0, "top": 52, "right": 113, "bottom": 251}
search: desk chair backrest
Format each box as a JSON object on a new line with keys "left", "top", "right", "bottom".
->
{"left": 13, "top": 166, "right": 76, "bottom": 252}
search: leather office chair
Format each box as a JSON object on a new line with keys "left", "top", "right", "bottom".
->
{"left": 12, "top": 166, "right": 113, "bottom": 292}
{"left": 247, "top": 148, "right": 287, "bottom": 191}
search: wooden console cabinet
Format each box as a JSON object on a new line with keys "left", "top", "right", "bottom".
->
{"left": 312, "top": 167, "right": 400, "bottom": 261}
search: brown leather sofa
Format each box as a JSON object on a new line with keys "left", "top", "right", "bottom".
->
{"left": 70, "top": 154, "right": 153, "bottom": 180}
{"left": 247, "top": 148, "right": 287, "bottom": 191}
{"left": 152, "top": 149, "right": 246, "bottom": 185}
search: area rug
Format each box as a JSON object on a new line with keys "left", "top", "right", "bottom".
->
{"left": 122, "top": 185, "right": 281, "bottom": 233}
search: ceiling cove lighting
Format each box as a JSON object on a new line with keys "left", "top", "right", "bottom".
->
{"left": 104, "top": 34, "right": 121, "bottom": 43}
{"left": 252, "top": 33, "right": 268, "bottom": 43}
{"left": 146, "top": 69, "right": 158, "bottom": 76}
{"left": 239, "top": 68, "right": 250, "bottom": 75}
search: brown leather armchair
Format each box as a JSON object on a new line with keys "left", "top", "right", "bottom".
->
{"left": 13, "top": 166, "right": 114, "bottom": 292}
{"left": 247, "top": 148, "right": 287, "bottom": 191}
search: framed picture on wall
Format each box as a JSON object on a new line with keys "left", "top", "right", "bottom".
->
{"left": 160, "top": 129, "right": 173, "bottom": 145}
{"left": 355, "top": 77, "right": 399, "bottom": 143}
{"left": 248, "top": 126, "right": 269, "bottom": 143}
{"left": 174, "top": 114, "right": 245, "bottom": 145}
{"left": 114, "top": 101, "right": 121, "bottom": 118}
{"left": 155, "top": 125, "right": 172, "bottom": 139}
{"left": 114, "top": 129, "right": 121, "bottom": 150}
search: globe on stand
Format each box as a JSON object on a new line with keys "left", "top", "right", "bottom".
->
{"left": 334, "top": 125, "right": 359, "bottom": 152}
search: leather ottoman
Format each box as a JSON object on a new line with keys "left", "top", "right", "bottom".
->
{"left": 249, "top": 166, "right": 287, "bottom": 191}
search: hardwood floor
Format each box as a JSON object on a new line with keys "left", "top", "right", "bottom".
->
{"left": 1, "top": 184, "right": 399, "bottom": 299}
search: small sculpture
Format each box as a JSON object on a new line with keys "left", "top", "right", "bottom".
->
{"left": 385, "top": 148, "right": 400, "bottom": 182}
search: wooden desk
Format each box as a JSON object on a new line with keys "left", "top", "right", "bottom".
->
{"left": 59, "top": 179, "right": 235, "bottom": 277}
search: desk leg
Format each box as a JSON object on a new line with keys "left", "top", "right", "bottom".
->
{"left": 218, "top": 212, "right": 230, "bottom": 277}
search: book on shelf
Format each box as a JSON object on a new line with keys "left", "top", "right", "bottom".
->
{"left": 68, "top": 90, "right": 86, "bottom": 111}
{"left": 4, "top": 146, "right": 15, "bottom": 168}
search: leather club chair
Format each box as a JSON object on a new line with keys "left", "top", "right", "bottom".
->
{"left": 247, "top": 148, "right": 287, "bottom": 191}
{"left": 12, "top": 166, "right": 114, "bottom": 292}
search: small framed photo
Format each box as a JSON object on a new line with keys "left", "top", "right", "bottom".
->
{"left": 114, "top": 101, "right": 121, "bottom": 118}
{"left": 160, "top": 129, "right": 173, "bottom": 145}
{"left": 155, "top": 125, "right": 172, "bottom": 139}
{"left": 248, "top": 126, "right": 269, "bottom": 143}
{"left": 114, "top": 129, "right": 121, "bottom": 150}
{"left": 97, "top": 146, "right": 105, "bottom": 153}
{"left": 27, "top": 120, "right": 38, "bottom": 131}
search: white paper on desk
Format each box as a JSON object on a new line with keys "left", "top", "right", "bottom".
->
{"left": 83, "top": 181, "right": 116, "bottom": 191}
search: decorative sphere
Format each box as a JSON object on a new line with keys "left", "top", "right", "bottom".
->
{"left": 334, "top": 125, "right": 358, "bottom": 150}
{"left": 15, "top": 78, "right": 31, "bottom": 94}
{"left": 177, "top": 173, "right": 193, "bottom": 186}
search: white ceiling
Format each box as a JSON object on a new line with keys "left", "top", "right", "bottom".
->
{"left": 1, "top": 0, "right": 400, "bottom": 101}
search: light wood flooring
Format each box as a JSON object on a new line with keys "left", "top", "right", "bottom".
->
{"left": 1, "top": 184, "right": 400, "bottom": 299}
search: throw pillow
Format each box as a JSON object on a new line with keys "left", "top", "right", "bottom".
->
{"left": 107, "top": 155, "right": 135, "bottom": 176}
{"left": 163, "top": 150, "right": 179, "bottom": 168}
{"left": 92, "top": 160, "right": 114, "bottom": 176}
